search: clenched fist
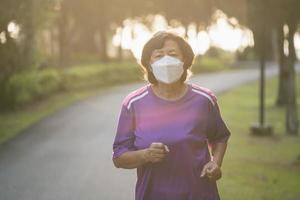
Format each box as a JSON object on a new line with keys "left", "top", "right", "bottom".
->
{"left": 143, "top": 142, "right": 169, "bottom": 163}
{"left": 200, "top": 161, "right": 222, "bottom": 181}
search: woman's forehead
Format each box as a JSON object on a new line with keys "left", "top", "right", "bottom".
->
{"left": 153, "top": 40, "right": 180, "bottom": 52}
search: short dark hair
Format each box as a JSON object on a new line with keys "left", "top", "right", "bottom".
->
{"left": 140, "top": 31, "right": 195, "bottom": 84}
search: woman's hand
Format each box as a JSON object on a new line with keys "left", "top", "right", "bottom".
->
{"left": 143, "top": 142, "right": 169, "bottom": 163}
{"left": 200, "top": 161, "right": 222, "bottom": 181}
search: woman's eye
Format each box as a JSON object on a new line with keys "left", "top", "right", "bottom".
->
{"left": 170, "top": 54, "right": 178, "bottom": 57}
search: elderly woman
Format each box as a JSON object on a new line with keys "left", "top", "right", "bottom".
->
{"left": 112, "top": 31, "right": 231, "bottom": 200}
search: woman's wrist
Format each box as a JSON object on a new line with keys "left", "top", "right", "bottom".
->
{"left": 211, "top": 157, "right": 222, "bottom": 168}
{"left": 140, "top": 148, "right": 150, "bottom": 163}
{"left": 211, "top": 142, "right": 227, "bottom": 168}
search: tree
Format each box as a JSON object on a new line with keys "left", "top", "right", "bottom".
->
{"left": 217, "top": 0, "right": 299, "bottom": 134}
{"left": 0, "top": 0, "right": 53, "bottom": 109}
{"left": 284, "top": 0, "right": 299, "bottom": 134}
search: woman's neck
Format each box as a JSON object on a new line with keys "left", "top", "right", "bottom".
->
{"left": 151, "top": 81, "right": 188, "bottom": 101}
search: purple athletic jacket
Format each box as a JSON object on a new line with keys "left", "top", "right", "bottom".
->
{"left": 112, "top": 83, "right": 231, "bottom": 200}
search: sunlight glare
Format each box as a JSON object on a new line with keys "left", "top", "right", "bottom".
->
{"left": 208, "top": 18, "right": 245, "bottom": 52}
{"left": 111, "top": 14, "right": 299, "bottom": 60}
{"left": 7, "top": 22, "right": 20, "bottom": 39}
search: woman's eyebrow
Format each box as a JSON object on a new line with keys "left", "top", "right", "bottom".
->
{"left": 168, "top": 49, "right": 177, "bottom": 53}
{"left": 153, "top": 49, "right": 177, "bottom": 54}
{"left": 153, "top": 49, "right": 163, "bottom": 54}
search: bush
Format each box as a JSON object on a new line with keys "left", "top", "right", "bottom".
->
{"left": 192, "top": 57, "right": 226, "bottom": 73}
{"left": 236, "top": 46, "right": 257, "bottom": 61}
{"left": 60, "top": 61, "right": 141, "bottom": 90}
{"left": 1, "top": 61, "right": 142, "bottom": 110}
{"left": 4, "top": 69, "right": 61, "bottom": 108}
{"left": 1, "top": 58, "right": 231, "bottom": 110}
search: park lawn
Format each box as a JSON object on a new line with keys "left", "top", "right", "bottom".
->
{"left": 217, "top": 75, "right": 300, "bottom": 200}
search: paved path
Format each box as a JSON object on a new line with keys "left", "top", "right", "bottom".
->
{"left": 0, "top": 63, "right": 299, "bottom": 200}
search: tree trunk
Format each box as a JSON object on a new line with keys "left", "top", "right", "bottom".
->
{"left": 58, "top": 4, "right": 69, "bottom": 67}
{"left": 99, "top": 26, "right": 108, "bottom": 62}
{"left": 0, "top": 31, "right": 20, "bottom": 110}
{"left": 286, "top": 20, "right": 298, "bottom": 135}
{"left": 117, "top": 27, "right": 123, "bottom": 61}
{"left": 78, "top": 26, "right": 98, "bottom": 55}
{"left": 276, "top": 24, "right": 289, "bottom": 106}
{"left": 22, "top": 0, "right": 36, "bottom": 68}
{"left": 184, "top": 23, "right": 189, "bottom": 39}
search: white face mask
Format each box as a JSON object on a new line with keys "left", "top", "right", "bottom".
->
{"left": 150, "top": 55, "right": 184, "bottom": 84}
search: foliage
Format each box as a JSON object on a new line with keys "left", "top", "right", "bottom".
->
{"left": 0, "top": 62, "right": 141, "bottom": 110}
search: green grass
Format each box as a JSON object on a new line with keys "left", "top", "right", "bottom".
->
{"left": 192, "top": 57, "right": 232, "bottom": 73}
{"left": 217, "top": 75, "right": 300, "bottom": 200}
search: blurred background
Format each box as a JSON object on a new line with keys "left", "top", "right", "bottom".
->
{"left": 0, "top": 0, "right": 299, "bottom": 199}
{"left": 1, "top": 0, "right": 300, "bottom": 110}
